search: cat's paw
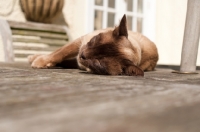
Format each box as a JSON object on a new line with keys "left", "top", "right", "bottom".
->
{"left": 31, "top": 55, "right": 55, "bottom": 69}
{"left": 28, "top": 54, "right": 42, "bottom": 64}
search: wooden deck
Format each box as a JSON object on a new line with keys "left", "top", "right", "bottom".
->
{"left": 0, "top": 63, "right": 200, "bottom": 132}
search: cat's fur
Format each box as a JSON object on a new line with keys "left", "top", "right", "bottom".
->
{"left": 28, "top": 15, "right": 158, "bottom": 76}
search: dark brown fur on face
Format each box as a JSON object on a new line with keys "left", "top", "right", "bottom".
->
{"left": 28, "top": 15, "right": 158, "bottom": 76}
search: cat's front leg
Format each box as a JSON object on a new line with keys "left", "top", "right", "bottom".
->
{"left": 28, "top": 38, "right": 82, "bottom": 68}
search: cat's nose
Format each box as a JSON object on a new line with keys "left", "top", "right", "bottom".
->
{"left": 80, "top": 52, "right": 86, "bottom": 60}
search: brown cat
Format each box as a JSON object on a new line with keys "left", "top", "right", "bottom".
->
{"left": 28, "top": 15, "right": 158, "bottom": 76}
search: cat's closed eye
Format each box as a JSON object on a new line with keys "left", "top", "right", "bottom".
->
{"left": 87, "top": 41, "right": 101, "bottom": 48}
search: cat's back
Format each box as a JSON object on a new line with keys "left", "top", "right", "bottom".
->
{"left": 128, "top": 31, "right": 155, "bottom": 49}
{"left": 128, "top": 31, "right": 158, "bottom": 53}
{"left": 128, "top": 31, "right": 159, "bottom": 63}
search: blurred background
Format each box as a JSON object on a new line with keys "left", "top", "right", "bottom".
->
{"left": 0, "top": 0, "right": 199, "bottom": 66}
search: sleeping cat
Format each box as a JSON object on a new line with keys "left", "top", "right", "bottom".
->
{"left": 28, "top": 15, "right": 158, "bottom": 76}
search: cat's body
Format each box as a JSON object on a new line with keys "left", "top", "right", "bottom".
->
{"left": 28, "top": 15, "right": 158, "bottom": 76}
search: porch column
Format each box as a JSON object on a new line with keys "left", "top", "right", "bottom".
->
{"left": 180, "top": 0, "right": 200, "bottom": 73}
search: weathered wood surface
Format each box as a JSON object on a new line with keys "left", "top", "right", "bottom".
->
{"left": 13, "top": 37, "right": 67, "bottom": 46}
{"left": 7, "top": 20, "right": 69, "bottom": 62}
{"left": 12, "top": 29, "right": 68, "bottom": 40}
{"left": 8, "top": 21, "right": 67, "bottom": 33}
{"left": 13, "top": 45, "right": 58, "bottom": 51}
{"left": 0, "top": 63, "right": 200, "bottom": 132}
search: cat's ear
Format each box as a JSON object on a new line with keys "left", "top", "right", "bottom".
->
{"left": 123, "top": 65, "right": 144, "bottom": 76}
{"left": 113, "top": 14, "right": 128, "bottom": 38}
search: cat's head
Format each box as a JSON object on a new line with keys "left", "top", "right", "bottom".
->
{"left": 78, "top": 15, "right": 144, "bottom": 76}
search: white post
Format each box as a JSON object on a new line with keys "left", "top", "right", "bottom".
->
{"left": 180, "top": 0, "right": 200, "bottom": 73}
{"left": 0, "top": 19, "right": 14, "bottom": 62}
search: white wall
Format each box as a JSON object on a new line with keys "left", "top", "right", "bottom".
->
{"left": 155, "top": 0, "right": 200, "bottom": 66}
{"left": 61, "top": 0, "right": 89, "bottom": 40}
{"left": 0, "top": 0, "right": 25, "bottom": 21}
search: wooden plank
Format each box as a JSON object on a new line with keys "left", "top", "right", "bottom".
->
{"left": 13, "top": 37, "right": 67, "bottom": 46}
{"left": 14, "top": 53, "right": 51, "bottom": 58}
{"left": 13, "top": 42, "right": 50, "bottom": 48}
{"left": 14, "top": 49, "right": 53, "bottom": 59}
{"left": 14, "top": 58, "right": 29, "bottom": 62}
{"left": 13, "top": 45, "right": 59, "bottom": 51}
{"left": 8, "top": 21, "right": 67, "bottom": 34}
{"left": 12, "top": 29, "right": 68, "bottom": 40}
{"left": 14, "top": 50, "right": 52, "bottom": 54}
{"left": 14, "top": 53, "right": 33, "bottom": 58}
